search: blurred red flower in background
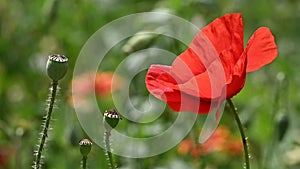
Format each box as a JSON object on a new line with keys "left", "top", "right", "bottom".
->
{"left": 0, "top": 145, "right": 16, "bottom": 169}
{"left": 94, "top": 72, "right": 121, "bottom": 97}
{"left": 71, "top": 72, "right": 122, "bottom": 104}
{"left": 0, "top": 150, "right": 9, "bottom": 168}
{"left": 145, "top": 13, "right": 277, "bottom": 114}
{"left": 177, "top": 126, "right": 243, "bottom": 158}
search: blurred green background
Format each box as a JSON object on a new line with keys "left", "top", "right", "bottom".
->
{"left": 1, "top": 0, "right": 300, "bottom": 169}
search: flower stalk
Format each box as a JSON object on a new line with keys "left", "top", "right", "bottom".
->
{"left": 103, "top": 109, "right": 121, "bottom": 169}
{"left": 81, "top": 156, "right": 87, "bottom": 169}
{"left": 227, "top": 99, "right": 250, "bottom": 169}
{"left": 34, "top": 81, "right": 58, "bottom": 169}
{"left": 104, "top": 131, "right": 115, "bottom": 169}
{"left": 33, "top": 54, "right": 68, "bottom": 169}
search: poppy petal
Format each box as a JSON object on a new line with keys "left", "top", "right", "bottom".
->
{"left": 170, "top": 42, "right": 206, "bottom": 83}
{"left": 176, "top": 59, "right": 226, "bottom": 100}
{"left": 167, "top": 96, "right": 216, "bottom": 114}
{"left": 170, "top": 13, "right": 244, "bottom": 84}
{"left": 226, "top": 73, "right": 246, "bottom": 98}
{"left": 202, "top": 13, "right": 244, "bottom": 65}
{"left": 146, "top": 65, "right": 218, "bottom": 114}
{"left": 226, "top": 51, "right": 247, "bottom": 98}
{"left": 145, "top": 65, "right": 176, "bottom": 101}
{"left": 246, "top": 27, "right": 278, "bottom": 72}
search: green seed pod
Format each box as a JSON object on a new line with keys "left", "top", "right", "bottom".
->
{"left": 46, "top": 54, "right": 68, "bottom": 81}
{"left": 122, "top": 31, "right": 158, "bottom": 54}
{"left": 275, "top": 112, "right": 289, "bottom": 141}
{"left": 79, "top": 138, "right": 92, "bottom": 156}
{"left": 103, "top": 109, "right": 122, "bottom": 131}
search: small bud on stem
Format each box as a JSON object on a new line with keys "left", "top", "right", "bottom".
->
{"left": 46, "top": 54, "right": 68, "bottom": 81}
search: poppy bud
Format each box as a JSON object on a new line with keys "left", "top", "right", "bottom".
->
{"left": 122, "top": 32, "right": 158, "bottom": 54}
{"left": 275, "top": 112, "right": 289, "bottom": 141}
{"left": 79, "top": 138, "right": 92, "bottom": 156}
{"left": 46, "top": 54, "right": 68, "bottom": 81}
{"left": 103, "top": 109, "right": 122, "bottom": 131}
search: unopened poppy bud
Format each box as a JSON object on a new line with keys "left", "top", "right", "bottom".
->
{"left": 46, "top": 54, "right": 68, "bottom": 81}
{"left": 275, "top": 112, "right": 289, "bottom": 141}
{"left": 122, "top": 32, "right": 158, "bottom": 54}
{"left": 79, "top": 138, "right": 92, "bottom": 156}
{"left": 103, "top": 109, "right": 122, "bottom": 131}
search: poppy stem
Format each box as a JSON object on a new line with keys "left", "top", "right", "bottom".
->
{"left": 104, "top": 131, "right": 115, "bottom": 169}
{"left": 227, "top": 99, "right": 250, "bottom": 169}
{"left": 34, "top": 80, "right": 58, "bottom": 169}
{"left": 81, "top": 156, "right": 87, "bottom": 169}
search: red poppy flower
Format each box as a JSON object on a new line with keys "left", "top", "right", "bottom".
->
{"left": 177, "top": 126, "right": 243, "bottom": 158}
{"left": 72, "top": 72, "right": 120, "bottom": 97}
{"left": 70, "top": 71, "right": 122, "bottom": 105}
{"left": 145, "top": 13, "right": 277, "bottom": 114}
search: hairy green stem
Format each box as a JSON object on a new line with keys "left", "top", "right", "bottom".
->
{"left": 34, "top": 81, "right": 58, "bottom": 169}
{"left": 81, "top": 156, "right": 87, "bottom": 169}
{"left": 227, "top": 99, "right": 250, "bottom": 169}
{"left": 104, "top": 131, "right": 115, "bottom": 169}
